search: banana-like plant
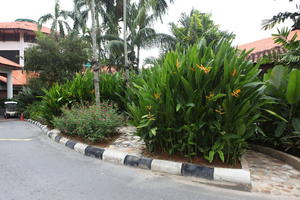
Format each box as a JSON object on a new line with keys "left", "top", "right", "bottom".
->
{"left": 260, "top": 65, "right": 300, "bottom": 153}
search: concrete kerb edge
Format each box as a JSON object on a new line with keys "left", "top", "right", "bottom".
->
{"left": 251, "top": 144, "right": 300, "bottom": 171}
{"left": 26, "top": 119, "right": 252, "bottom": 189}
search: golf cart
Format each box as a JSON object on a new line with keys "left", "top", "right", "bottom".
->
{"left": 4, "top": 101, "right": 18, "bottom": 119}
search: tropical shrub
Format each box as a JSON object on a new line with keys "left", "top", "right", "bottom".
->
{"left": 37, "top": 71, "right": 94, "bottom": 123}
{"left": 127, "top": 39, "right": 266, "bottom": 163}
{"left": 257, "top": 65, "right": 300, "bottom": 155}
{"left": 53, "top": 103, "right": 124, "bottom": 142}
{"left": 26, "top": 71, "right": 126, "bottom": 124}
{"left": 99, "top": 72, "right": 126, "bottom": 110}
{"left": 24, "top": 102, "right": 47, "bottom": 124}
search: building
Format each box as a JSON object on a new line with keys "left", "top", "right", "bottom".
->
{"left": 0, "top": 19, "right": 50, "bottom": 99}
{"left": 238, "top": 30, "right": 300, "bottom": 72}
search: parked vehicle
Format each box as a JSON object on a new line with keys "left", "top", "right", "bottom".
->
{"left": 4, "top": 101, "right": 18, "bottom": 118}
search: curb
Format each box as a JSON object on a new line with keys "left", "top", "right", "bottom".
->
{"left": 252, "top": 144, "right": 300, "bottom": 171}
{"left": 26, "top": 119, "right": 252, "bottom": 190}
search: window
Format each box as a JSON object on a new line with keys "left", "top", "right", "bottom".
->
{"left": 0, "top": 32, "right": 20, "bottom": 41}
{"left": 24, "top": 33, "right": 36, "bottom": 43}
{"left": 0, "top": 51, "right": 20, "bottom": 64}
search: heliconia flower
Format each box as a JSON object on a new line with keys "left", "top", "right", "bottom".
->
{"left": 196, "top": 64, "right": 211, "bottom": 74}
{"left": 146, "top": 113, "right": 156, "bottom": 121}
{"left": 231, "top": 89, "right": 241, "bottom": 97}
{"left": 153, "top": 93, "right": 161, "bottom": 100}
{"left": 231, "top": 68, "right": 237, "bottom": 77}
{"left": 215, "top": 109, "right": 225, "bottom": 115}
{"left": 176, "top": 59, "right": 180, "bottom": 68}
{"left": 205, "top": 92, "right": 214, "bottom": 100}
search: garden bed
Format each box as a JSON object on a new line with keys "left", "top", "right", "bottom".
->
{"left": 59, "top": 131, "right": 120, "bottom": 148}
{"left": 142, "top": 151, "right": 242, "bottom": 169}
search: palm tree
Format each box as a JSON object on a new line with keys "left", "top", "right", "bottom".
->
{"left": 139, "top": 0, "right": 174, "bottom": 20}
{"left": 262, "top": 3, "right": 300, "bottom": 30}
{"left": 38, "top": 0, "right": 71, "bottom": 37}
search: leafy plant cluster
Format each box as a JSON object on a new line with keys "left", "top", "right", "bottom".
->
{"left": 127, "top": 39, "right": 266, "bottom": 164}
{"left": 24, "top": 71, "right": 125, "bottom": 124}
{"left": 53, "top": 103, "right": 124, "bottom": 142}
{"left": 257, "top": 65, "right": 300, "bottom": 155}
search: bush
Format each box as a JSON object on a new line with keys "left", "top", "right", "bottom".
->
{"left": 127, "top": 39, "right": 266, "bottom": 164}
{"left": 53, "top": 103, "right": 124, "bottom": 142}
{"left": 37, "top": 71, "right": 94, "bottom": 123}
{"left": 256, "top": 65, "right": 300, "bottom": 155}
{"left": 24, "top": 102, "right": 47, "bottom": 124}
{"left": 99, "top": 72, "right": 126, "bottom": 111}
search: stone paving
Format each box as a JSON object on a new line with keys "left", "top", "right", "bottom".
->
{"left": 108, "top": 126, "right": 145, "bottom": 156}
{"left": 244, "top": 150, "right": 300, "bottom": 197}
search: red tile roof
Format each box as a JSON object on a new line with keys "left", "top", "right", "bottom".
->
{"left": 238, "top": 30, "right": 300, "bottom": 62}
{"left": 0, "top": 70, "right": 27, "bottom": 85}
{"left": 0, "top": 56, "right": 21, "bottom": 69}
{"left": 0, "top": 21, "right": 51, "bottom": 34}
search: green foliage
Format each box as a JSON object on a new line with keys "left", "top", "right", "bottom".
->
{"left": 33, "top": 71, "right": 94, "bottom": 123}
{"left": 25, "top": 33, "right": 89, "bottom": 88}
{"left": 167, "top": 10, "right": 234, "bottom": 51}
{"left": 15, "top": 87, "right": 40, "bottom": 114}
{"left": 270, "top": 28, "right": 300, "bottom": 69}
{"left": 262, "top": 2, "right": 300, "bottom": 30}
{"left": 257, "top": 65, "right": 300, "bottom": 154}
{"left": 24, "top": 102, "right": 47, "bottom": 124}
{"left": 99, "top": 72, "right": 126, "bottom": 110}
{"left": 53, "top": 103, "right": 124, "bottom": 142}
{"left": 127, "top": 39, "right": 265, "bottom": 163}
{"left": 25, "top": 71, "right": 126, "bottom": 124}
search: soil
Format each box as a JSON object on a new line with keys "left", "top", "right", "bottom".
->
{"left": 59, "top": 132, "right": 120, "bottom": 148}
{"left": 142, "top": 150, "right": 242, "bottom": 169}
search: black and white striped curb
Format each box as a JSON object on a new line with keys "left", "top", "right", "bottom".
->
{"left": 26, "top": 119, "right": 252, "bottom": 188}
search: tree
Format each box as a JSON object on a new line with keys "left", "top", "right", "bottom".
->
{"left": 25, "top": 34, "right": 89, "bottom": 88}
{"left": 38, "top": 0, "right": 71, "bottom": 37}
{"left": 269, "top": 28, "right": 300, "bottom": 69}
{"left": 262, "top": 1, "right": 300, "bottom": 30}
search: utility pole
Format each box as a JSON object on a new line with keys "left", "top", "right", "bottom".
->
{"left": 90, "top": 0, "right": 100, "bottom": 105}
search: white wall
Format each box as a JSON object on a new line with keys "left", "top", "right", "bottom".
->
{"left": 0, "top": 32, "right": 35, "bottom": 67}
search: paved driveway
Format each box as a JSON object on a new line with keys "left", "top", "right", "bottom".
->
{"left": 0, "top": 121, "right": 282, "bottom": 200}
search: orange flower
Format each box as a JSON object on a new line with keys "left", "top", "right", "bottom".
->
{"left": 215, "top": 109, "right": 225, "bottom": 115}
{"left": 176, "top": 59, "right": 180, "bottom": 68}
{"left": 153, "top": 93, "right": 161, "bottom": 100}
{"left": 205, "top": 92, "right": 214, "bottom": 100}
{"left": 146, "top": 113, "right": 156, "bottom": 121}
{"left": 231, "top": 89, "right": 241, "bottom": 97}
{"left": 231, "top": 68, "right": 237, "bottom": 77}
{"left": 196, "top": 64, "right": 211, "bottom": 74}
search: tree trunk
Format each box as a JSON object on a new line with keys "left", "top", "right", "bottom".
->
{"left": 123, "top": 0, "right": 130, "bottom": 81}
{"left": 137, "top": 45, "right": 140, "bottom": 74}
{"left": 90, "top": 0, "right": 100, "bottom": 105}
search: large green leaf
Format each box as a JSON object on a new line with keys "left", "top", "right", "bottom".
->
{"left": 286, "top": 69, "right": 300, "bottom": 104}
{"left": 292, "top": 118, "right": 300, "bottom": 132}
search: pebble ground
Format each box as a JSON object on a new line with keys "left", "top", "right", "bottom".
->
{"left": 244, "top": 150, "right": 300, "bottom": 198}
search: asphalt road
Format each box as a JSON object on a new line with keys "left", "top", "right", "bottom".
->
{"left": 0, "top": 120, "right": 283, "bottom": 200}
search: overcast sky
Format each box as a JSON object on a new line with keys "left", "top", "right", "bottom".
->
{"left": 0, "top": 0, "right": 298, "bottom": 60}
